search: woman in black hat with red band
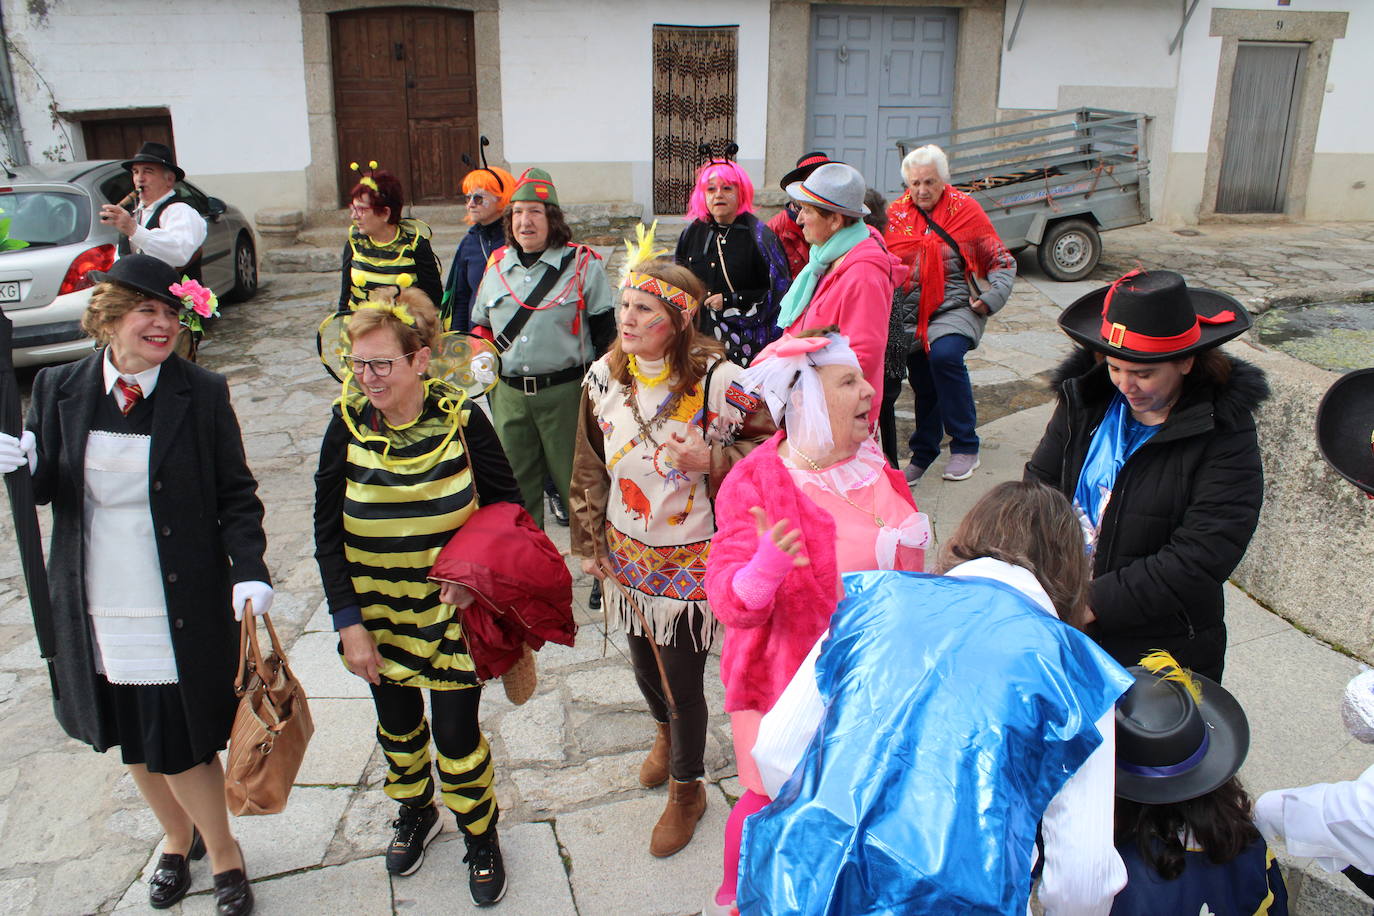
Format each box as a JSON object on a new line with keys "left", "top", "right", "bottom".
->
{"left": 1025, "top": 269, "right": 1269, "bottom": 681}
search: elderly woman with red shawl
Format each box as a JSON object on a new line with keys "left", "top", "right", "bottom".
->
{"left": 885, "top": 144, "right": 1016, "bottom": 484}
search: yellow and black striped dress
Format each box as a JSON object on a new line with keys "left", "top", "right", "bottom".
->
{"left": 339, "top": 217, "right": 443, "bottom": 312}
{"left": 338, "top": 378, "right": 480, "bottom": 689}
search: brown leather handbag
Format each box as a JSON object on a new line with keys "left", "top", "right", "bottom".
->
{"left": 224, "top": 606, "right": 314, "bottom": 815}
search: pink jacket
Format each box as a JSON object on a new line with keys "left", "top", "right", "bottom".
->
{"left": 786, "top": 229, "right": 906, "bottom": 400}
{"left": 705, "top": 432, "right": 916, "bottom": 714}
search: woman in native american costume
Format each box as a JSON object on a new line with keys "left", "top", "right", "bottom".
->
{"left": 570, "top": 227, "right": 772, "bottom": 859}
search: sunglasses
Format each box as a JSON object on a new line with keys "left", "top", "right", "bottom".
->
{"left": 466, "top": 192, "right": 495, "bottom": 207}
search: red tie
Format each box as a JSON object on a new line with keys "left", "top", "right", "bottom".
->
{"left": 116, "top": 378, "right": 143, "bottom": 416}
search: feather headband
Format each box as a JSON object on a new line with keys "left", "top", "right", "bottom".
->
{"left": 619, "top": 221, "right": 699, "bottom": 313}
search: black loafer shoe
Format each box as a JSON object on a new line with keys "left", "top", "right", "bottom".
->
{"left": 213, "top": 867, "right": 254, "bottom": 916}
{"left": 148, "top": 829, "right": 206, "bottom": 909}
{"left": 148, "top": 852, "right": 192, "bottom": 909}
{"left": 548, "top": 491, "right": 569, "bottom": 526}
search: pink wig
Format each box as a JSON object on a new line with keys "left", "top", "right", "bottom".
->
{"left": 686, "top": 160, "right": 756, "bottom": 222}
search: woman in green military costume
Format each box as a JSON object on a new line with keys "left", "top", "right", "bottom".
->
{"left": 337, "top": 164, "right": 443, "bottom": 313}
{"left": 313, "top": 288, "right": 519, "bottom": 905}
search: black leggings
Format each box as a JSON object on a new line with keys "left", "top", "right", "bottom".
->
{"left": 369, "top": 681, "right": 497, "bottom": 835}
{"left": 626, "top": 632, "right": 709, "bottom": 781}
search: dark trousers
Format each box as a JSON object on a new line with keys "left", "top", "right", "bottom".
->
{"left": 906, "top": 333, "right": 978, "bottom": 467}
{"left": 878, "top": 374, "right": 905, "bottom": 468}
{"left": 370, "top": 681, "right": 497, "bottom": 836}
{"left": 626, "top": 632, "right": 708, "bottom": 781}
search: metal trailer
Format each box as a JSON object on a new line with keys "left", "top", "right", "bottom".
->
{"left": 896, "top": 107, "right": 1152, "bottom": 282}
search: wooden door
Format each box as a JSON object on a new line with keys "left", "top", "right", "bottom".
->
{"left": 652, "top": 25, "right": 738, "bottom": 215}
{"left": 81, "top": 113, "right": 175, "bottom": 162}
{"left": 331, "top": 7, "right": 476, "bottom": 205}
{"left": 808, "top": 6, "right": 956, "bottom": 197}
{"left": 1216, "top": 42, "right": 1304, "bottom": 214}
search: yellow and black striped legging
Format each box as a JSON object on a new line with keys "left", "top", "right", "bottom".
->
{"left": 370, "top": 681, "right": 497, "bottom": 836}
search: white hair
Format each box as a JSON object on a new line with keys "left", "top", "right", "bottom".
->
{"left": 901, "top": 144, "right": 951, "bottom": 184}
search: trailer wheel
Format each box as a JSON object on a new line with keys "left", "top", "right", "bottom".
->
{"left": 1037, "top": 219, "right": 1101, "bottom": 282}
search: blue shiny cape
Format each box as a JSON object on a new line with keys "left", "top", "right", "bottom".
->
{"left": 738, "top": 571, "right": 1132, "bottom": 916}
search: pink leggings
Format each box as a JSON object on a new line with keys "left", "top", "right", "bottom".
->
{"left": 717, "top": 711, "right": 770, "bottom": 906}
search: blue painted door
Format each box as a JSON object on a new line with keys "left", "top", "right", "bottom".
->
{"left": 807, "top": 5, "right": 957, "bottom": 199}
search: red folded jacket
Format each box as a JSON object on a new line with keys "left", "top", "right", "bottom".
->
{"left": 429, "top": 501, "right": 576, "bottom": 680}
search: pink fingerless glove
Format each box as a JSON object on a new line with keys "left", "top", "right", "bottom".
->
{"left": 731, "top": 534, "right": 799, "bottom": 611}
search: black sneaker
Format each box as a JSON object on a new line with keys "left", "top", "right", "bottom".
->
{"left": 463, "top": 830, "right": 508, "bottom": 906}
{"left": 386, "top": 803, "right": 441, "bottom": 876}
{"left": 589, "top": 579, "right": 602, "bottom": 611}
{"left": 547, "top": 490, "right": 569, "bottom": 526}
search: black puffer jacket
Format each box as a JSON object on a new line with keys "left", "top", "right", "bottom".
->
{"left": 1024, "top": 348, "right": 1269, "bottom": 681}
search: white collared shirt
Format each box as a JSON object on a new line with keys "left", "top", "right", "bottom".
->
{"left": 102, "top": 349, "right": 162, "bottom": 412}
{"left": 128, "top": 190, "right": 207, "bottom": 269}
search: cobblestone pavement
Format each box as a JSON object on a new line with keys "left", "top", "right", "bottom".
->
{"left": 0, "top": 220, "right": 1370, "bottom": 915}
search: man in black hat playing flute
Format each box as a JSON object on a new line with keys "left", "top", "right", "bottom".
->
{"left": 98, "top": 141, "right": 207, "bottom": 281}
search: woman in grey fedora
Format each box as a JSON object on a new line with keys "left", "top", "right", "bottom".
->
{"left": 0, "top": 254, "right": 269, "bottom": 914}
{"left": 776, "top": 161, "right": 905, "bottom": 405}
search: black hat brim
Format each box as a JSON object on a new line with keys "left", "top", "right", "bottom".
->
{"left": 1058, "top": 284, "right": 1252, "bottom": 363}
{"left": 1316, "top": 368, "right": 1374, "bottom": 496}
{"left": 120, "top": 155, "right": 186, "bottom": 182}
{"left": 779, "top": 157, "right": 835, "bottom": 192}
{"left": 1115, "top": 671, "right": 1250, "bottom": 804}
{"left": 87, "top": 269, "right": 182, "bottom": 308}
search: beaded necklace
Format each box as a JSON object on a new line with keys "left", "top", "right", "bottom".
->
{"left": 627, "top": 354, "right": 672, "bottom": 387}
{"left": 788, "top": 444, "right": 886, "bottom": 528}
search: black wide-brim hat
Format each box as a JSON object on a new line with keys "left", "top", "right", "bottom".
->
{"left": 1316, "top": 368, "right": 1374, "bottom": 496}
{"left": 1115, "top": 662, "right": 1250, "bottom": 804}
{"left": 88, "top": 254, "right": 182, "bottom": 308}
{"left": 1058, "top": 269, "right": 1252, "bottom": 363}
{"left": 779, "top": 151, "right": 836, "bottom": 191}
{"left": 121, "top": 141, "right": 185, "bottom": 182}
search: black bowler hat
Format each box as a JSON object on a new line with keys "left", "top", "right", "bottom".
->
{"left": 1058, "top": 269, "right": 1252, "bottom": 363}
{"left": 1115, "top": 652, "right": 1250, "bottom": 804}
{"left": 779, "top": 151, "right": 836, "bottom": 191}
{"left": 121, "top": 141, "right": 185, "bottom": 182}
{"left": 1316, "top": 368, "right": 1374, "bottom": 496}
{"left": 88, "top": 254, "right": 181, "bottom": 308}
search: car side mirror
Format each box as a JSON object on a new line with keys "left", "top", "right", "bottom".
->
{"left": 207, "top": 197, "right": 227, "bottom": 219}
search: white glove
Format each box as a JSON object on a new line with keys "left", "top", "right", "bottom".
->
{"left": 232, "top": 580, "right": 274, "bottom": 621}
{"left": 0, "top": 430, "right": 37, "bottom": 475}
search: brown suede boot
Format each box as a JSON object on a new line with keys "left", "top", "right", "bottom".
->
{"left": 649, "top": 778, "right": 706, "bottom": 857}
{"left": 638, "top": 721, "right": 671, "bottom": 788}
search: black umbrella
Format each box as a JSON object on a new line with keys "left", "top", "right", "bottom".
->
{"left": 0, "top": 308, "right": 59, "bottom": 698}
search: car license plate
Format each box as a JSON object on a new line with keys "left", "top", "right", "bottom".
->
{"left": 0, "top": 281, "right": 19, "bottom": 303}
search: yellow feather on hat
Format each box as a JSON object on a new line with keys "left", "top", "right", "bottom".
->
{"left": 1138, "top": 649, "right": 1203, "bottom": 703}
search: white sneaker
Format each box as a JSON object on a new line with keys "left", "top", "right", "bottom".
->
{"left": 942, "top": 454, "right": 981, "bottom": 481}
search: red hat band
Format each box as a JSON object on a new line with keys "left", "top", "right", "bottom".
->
{"left": 1098, "top": 269, "right": 1234, "bottom": 354}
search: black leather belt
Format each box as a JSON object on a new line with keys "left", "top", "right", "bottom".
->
{"left": 499, "top": 364, "right": 588, "bottom": 396}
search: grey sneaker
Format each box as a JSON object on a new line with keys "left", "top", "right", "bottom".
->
{"left": 903, "top": 463, "right": 928, "bottom": 484}
{"left": 942, "top": 454, "right": 981, "bottom": 481}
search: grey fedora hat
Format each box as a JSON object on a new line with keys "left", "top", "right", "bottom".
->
{"left": 786, "top": 162, "right": 870, "bottom": 218}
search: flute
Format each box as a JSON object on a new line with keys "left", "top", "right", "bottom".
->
{"left": 116, "top": 190, "right": 138, "bottom": 210}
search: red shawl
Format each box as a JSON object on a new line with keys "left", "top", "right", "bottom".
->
{"left": 884, "top": 186, "right": 1001, "bottom": 348}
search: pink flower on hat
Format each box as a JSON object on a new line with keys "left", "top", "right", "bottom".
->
{"left": 754, "top": 333, "right": 830, "bottom": 362}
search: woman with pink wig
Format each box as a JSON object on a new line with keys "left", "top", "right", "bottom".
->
{"left": 674, "top": 153, "right": 790, "bottom": 366}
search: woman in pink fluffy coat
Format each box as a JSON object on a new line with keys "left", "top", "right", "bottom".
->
{"left": 702, "top": 327, "right": 931, "bottom": 915}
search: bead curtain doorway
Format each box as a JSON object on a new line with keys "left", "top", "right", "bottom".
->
{"left": 652, "top": 25, "right": 738, "bottom": 215}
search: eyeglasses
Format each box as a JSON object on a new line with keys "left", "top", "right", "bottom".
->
{"left": 466, "top": 192, "right": 494, "bottom": 206}
{"left": 785, "top": 201, "right": 801, "bottom": 215}
{"left": 348, "top": 203, "right": 376, "bottom": 216}
{"left": 343, "top": 351, "right": 417, "bottom": 377}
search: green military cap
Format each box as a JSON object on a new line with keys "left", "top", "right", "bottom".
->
{"left": 511, "top": 167, "right": 558, "bottom": 206}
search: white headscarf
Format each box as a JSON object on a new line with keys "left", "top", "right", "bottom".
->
{"left": 738, "top": 331, "right": 861, "bottom": 455}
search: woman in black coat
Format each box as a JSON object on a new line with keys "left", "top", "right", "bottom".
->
{"left": 0, "top": 255, "right": 269, "bottom": 915}
{"left": 1024, "top": 270, "right": 1267, "bottom": 682}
